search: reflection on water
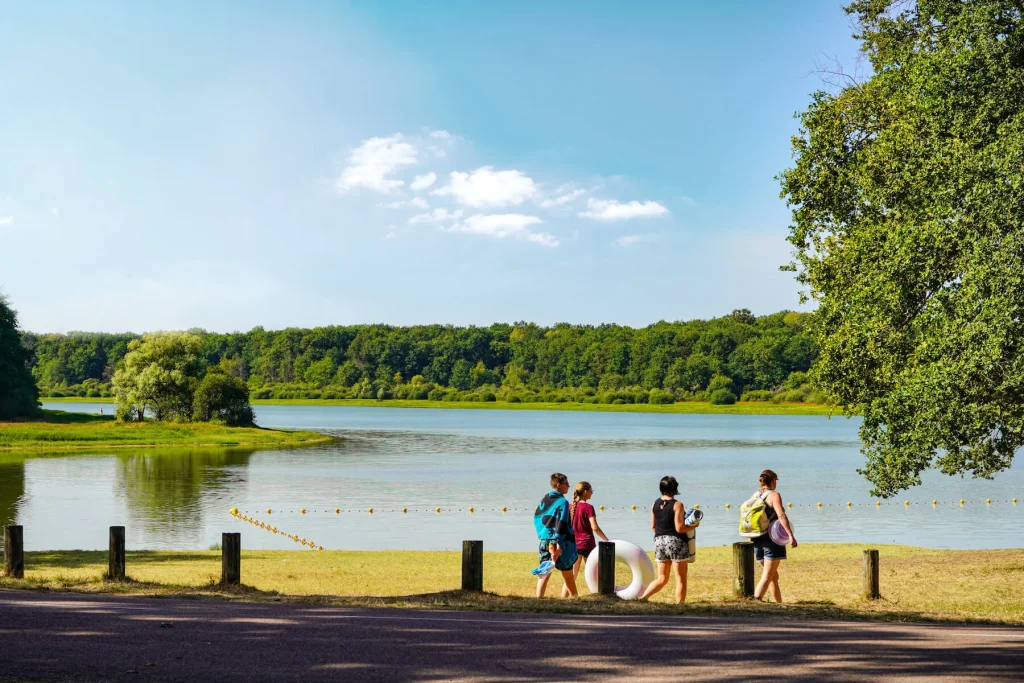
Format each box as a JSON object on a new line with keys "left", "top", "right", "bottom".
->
{"left": 9, "top": 401, "right": 1022, "bottom": 551}
{"left": 0, "top": 460, "right": 25, "bottom": 528}
{"left": 116, "top": 449, "right": 253, "bottom": 546}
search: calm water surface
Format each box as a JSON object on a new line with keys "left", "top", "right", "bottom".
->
{"left": 2, "top": 402, "right": 1020, "bottom": 551}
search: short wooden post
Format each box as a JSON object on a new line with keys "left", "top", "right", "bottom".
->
{"left": 461, "top": 540, "right": 483, "bottom": 591}
{"left": 863, "top": 549, "right": 880, "bottom": 599}
{"left": 598, "top": 541, "right": 616, "bottom": 595}
{"left": 108, "top": 526, "right": 126, "bottom": 581}
{"left": 221, "top": 532, "right": 241, "bottom": 585}
{"left": 732, "top": 542, "right": 754, "bottom": 598}
{"left": 3, "top": 525, "right": 24, "bottom": 579}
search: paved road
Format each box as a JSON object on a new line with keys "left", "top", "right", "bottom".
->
{"left": 0, "top": 591, "right": 1021, "bottom": 682}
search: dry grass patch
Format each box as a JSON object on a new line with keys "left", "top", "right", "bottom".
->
{"left": 2, "top": 544, "right": 1021, "bottom": 624}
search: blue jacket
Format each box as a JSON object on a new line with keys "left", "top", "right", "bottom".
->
{"left": 534, "top": 490, "right": 574, "bottom": 543}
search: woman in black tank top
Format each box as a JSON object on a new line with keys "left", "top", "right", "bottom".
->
{"left": 639, "top": 475, "right": 700, "bottom": 603}
{"left": 752, "top": 469, "right": 798, "bottom": 603}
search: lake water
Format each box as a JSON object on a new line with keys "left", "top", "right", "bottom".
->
{"left": 3, "top": 402, "right": 1021, "bottom": 551}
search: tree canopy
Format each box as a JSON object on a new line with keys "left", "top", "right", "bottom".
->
{"left": 113, "top": 333, "right": 206, "bottom": 422}
{"left": 781, "top": 0, "right": 1024, "bottom": 495}
{"left": 0, "top": 295, "right": 39, "bottom": 419}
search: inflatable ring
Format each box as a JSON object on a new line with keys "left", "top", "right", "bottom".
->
{"left": 583, "top": 539, "right": 656, "bottom": 600}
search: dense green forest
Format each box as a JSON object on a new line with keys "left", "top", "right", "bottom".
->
{"left": 22, "top": 309, "right": 824, "bottom": 405}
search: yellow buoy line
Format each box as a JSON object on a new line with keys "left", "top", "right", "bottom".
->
{"left": 229, "top": 508, "right": 325, "bottom": 550}
{"left": 231, "top": 497, "right": 1020, "bottom": 518}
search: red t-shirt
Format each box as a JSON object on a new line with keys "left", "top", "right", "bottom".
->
{"left": 572, "top": 501, "right": 596, "bottom": 551}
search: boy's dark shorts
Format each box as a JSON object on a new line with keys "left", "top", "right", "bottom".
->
{"left": 538, "top": 539, "right": 578, "bottom": 571}
{"left": 753, "top": 535, "right": 787, "bottom": 561}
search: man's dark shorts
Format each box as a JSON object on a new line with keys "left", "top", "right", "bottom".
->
{"left": 538, "top": 539, "right": 578, "bottom": 571}
{"left": 753, "top": 535, "right": 787, "bottom": 561}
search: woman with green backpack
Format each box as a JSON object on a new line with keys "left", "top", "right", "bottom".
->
{"left": 740, "top": 469, "right": 798, "bottom": 603}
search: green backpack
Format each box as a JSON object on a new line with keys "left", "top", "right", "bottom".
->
{"left": 738, "top": 491, "right": 771, "bottom": 538}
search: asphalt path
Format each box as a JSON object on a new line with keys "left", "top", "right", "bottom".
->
{"left": 0, "top": 591, "right": 1021, "bottom": 682}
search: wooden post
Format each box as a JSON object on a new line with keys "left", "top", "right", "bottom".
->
{"left": 598, "top": 541, "right": 616, "bottom": 595}
{"left": 108, "top": 526, "right": 126, "bottom": 581}
{"left": 461, "top": 540, "right": 483, "bottom": 591}
{"left": 863, "top": 549, "right": 880, "bottom": 599}
{"left": 3, "top": 525, "right": 24, "bottom": 579}
{"left": 732, "top": 542, "right": 754, "bottom": 598}
{"left": 221, "top": 532, "right": 241, "bottom": 585}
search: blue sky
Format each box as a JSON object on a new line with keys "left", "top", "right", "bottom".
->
{"left": 0, "top": 1, "right": 860, "bottom": 333}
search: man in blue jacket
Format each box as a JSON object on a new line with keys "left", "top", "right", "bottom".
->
{"left": 534, "top": 472, "right": 578, "bottom": 598}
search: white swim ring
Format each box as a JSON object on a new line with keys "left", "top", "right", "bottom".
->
{"left": 583, "top": 539, "right": 656, "bottom": 600}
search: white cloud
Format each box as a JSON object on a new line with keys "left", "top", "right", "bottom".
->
{"left": 526, "top": 232, "right": 560, "bottom": 248}
{"left": 447, "top": 213, "right": 555, "bottom": 246}
{"left": 0, "top": 216, "right": 12, "bottom": 226}
{"left": 336, "top": 134, "right": 418, "bottom": 194}
{"left": 410, "top": 172, "right": 437, "bottom": 192}
{"left": 382, "top": 200, "right": 407, "bottom": 209}
{"left": 410, "top": 196, "right": 430, "bottom": 209}
{"left": 433, "top": 167, "right": 537, "bottom": 208}
{"left": 540, "top": 187, "right": 588, "bottom": 208}
{"left": 616, "top": 235, "right": 643, "bottom": 247}
{"left": 50, "top": 207, "right": 59, "bottom": 216}
{"left": 680, "top": 195, "right": 696, "bottom": 206}
{"left": 409, "top": 208, "right": 463, "bottom": 224}
{"left": 579, "top": 198, "right": 670, "bottom": 222}
{"left": 429, "top": 130, "right": 453, "bottom": 140}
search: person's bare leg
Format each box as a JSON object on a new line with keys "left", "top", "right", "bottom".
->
{"left": 563, "top": 555, "right": 584, "bottom": 597}
{"left": 755, "top": 559, "right": 781, "bottom": 601}
{"left": 769, "top": 564, "right": 782, "bottom": 603}
{"left": 672, "top": 561, "right": 689, "bottom": 604}
{"left": 560, "top": 568, "right": 578, "bottom": 597}
{"left": 640, "top": 561, "right": 671, "bottom": 600}
{"left": 536, "top": 571, "right": 552, "bottom": 598}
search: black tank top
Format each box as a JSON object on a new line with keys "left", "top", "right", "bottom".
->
{"left": 653, "top": 497, "right": 683, "bottom": 538}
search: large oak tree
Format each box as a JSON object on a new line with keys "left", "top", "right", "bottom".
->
{"left": 781, "top": 0, "right": 1024, "bottom": 495}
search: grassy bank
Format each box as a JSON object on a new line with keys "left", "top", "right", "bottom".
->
{"left": 0, "top": 410, "right": 332, "bottom": 452}
{"left": 2, "top": 544, "right": 1019, "bottom": 624}
{"left": 43, "top": 396, "right": 837, "bottom": 416}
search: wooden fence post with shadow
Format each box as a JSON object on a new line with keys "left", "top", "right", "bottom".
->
{"left": 222, "top": 532, "right": 241, "bottom": 585}
{"left": 107, "top": 526, "right": 126, "bottom": 581}
{"left": 598, "top": 541, "right": 616, "bottom": 595}
{"left": 461, "top": 540, "right": 483, "bottom": 591}
{"left": 863, "top": 549, "right": 880, "bottom": 599}
{"left": 732, "top": 541, "right": 754, "bottom": 598}
{"left": 3, "top": 525, "right": 24, "bottom": 579}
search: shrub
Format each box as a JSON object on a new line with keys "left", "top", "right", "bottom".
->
{"left": 649, "top": 389, "right": 674, "bottom": 404}
{"left": 612, "top": 398, "right": 626, "bottom": 405}
{"left": 192, "top": 371, "right": 254, "bottom": 425}
{"left": 507, "top": 394, "right": 522, "bottom": 403}
{"left": 480, "top": 391, "right": 496, "bottom": 402}
{"left": 428, "top": 387, "right": 446, "bottom": 401}
{"left": 48, "top": 390, "right": 66, "bottom": 398}
{"left": 708, "top": 389, "right": 737, "bottom": 405}
{"left": 741, "top": 390, "right": 773, "bottom": 402}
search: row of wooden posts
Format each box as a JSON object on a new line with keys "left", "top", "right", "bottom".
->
{"left": 2, "top": 526, "right": 882, "bottom": 600}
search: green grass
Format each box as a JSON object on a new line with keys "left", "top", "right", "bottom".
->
{"left": 43, "top": 395, "right": 838, "bottom": 416}
{"left": 0, "top": 410, "right": 332, "bottom": 452}
{"left": 2, "top": 545, "right": 1020, "bottom": 624}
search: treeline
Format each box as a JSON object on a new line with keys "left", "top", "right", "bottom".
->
{"left": 23, "top": 309, "right": 825, "bottom": 405}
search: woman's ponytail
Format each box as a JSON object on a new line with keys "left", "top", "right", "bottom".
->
{"left": 570, "top": 481, "right": 590, "bottom": 523}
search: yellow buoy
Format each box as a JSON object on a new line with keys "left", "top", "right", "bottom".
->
{"left": 876, "top": 501, "right": 881, "bottom": 507}
{"left": 816, "top": 502, "right": 822, "bottom": 508}
{"left": 1014, "top": 498, "right": 1018, "bottom": 504}
{"left": 402, "top": 507, "right": 407, "bottom": 514}
{"left": 272, "top": 527, "right": 277, "bottom": 533}
{"left": 632, "top": 504, "right": 637, "bottom": 511}
{"left": 846, "top": 502, "right": 852, "bottom": 507}
{"left": 300, "top": 508, "right": 306, "bottom": 515}
{"left": 725, "top": 503, "right": 731, "bottom": 510}
{"left": 230, "top": 507, "right": 238, "bottom": 515}
{"left": 266, "top": 509, "right": 272, "bottom": 515}
{"left": 368, "top": 507, "right": 374, "bottom": 514}
{"left": 599, "top": 505, "right": 605, "bottom": 511}
{"left": 436, "top": 507, "right": 441, "bottom": 513}
{"left": 786, "top": 502, "right": 792, "bottom": 509}
{"left": 502, "top": 506, "right": 507, "bottom": 513}
{"left": 960, "top": 499, "right": 965, "bottom": 506}
{"left": 986, "top": 498, "right": 991, "bottom": 504}
{"left": 335, "top": 508, "right": 340, "bottom": 514}
{"left": 469, "top": 507, "right": 474, "bottom": 513}
{"left": 904, "top": 500, "right": 910, "bottom": 507}
{"left": 932, "top": 500, "right": 937, "bottom": 506}
{"left": 317, "top": 546, "right": 324, "bottom": 551}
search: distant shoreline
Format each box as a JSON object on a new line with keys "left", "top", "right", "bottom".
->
{"left": 42, "top": 396, "right": 839, "bottom": 416}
